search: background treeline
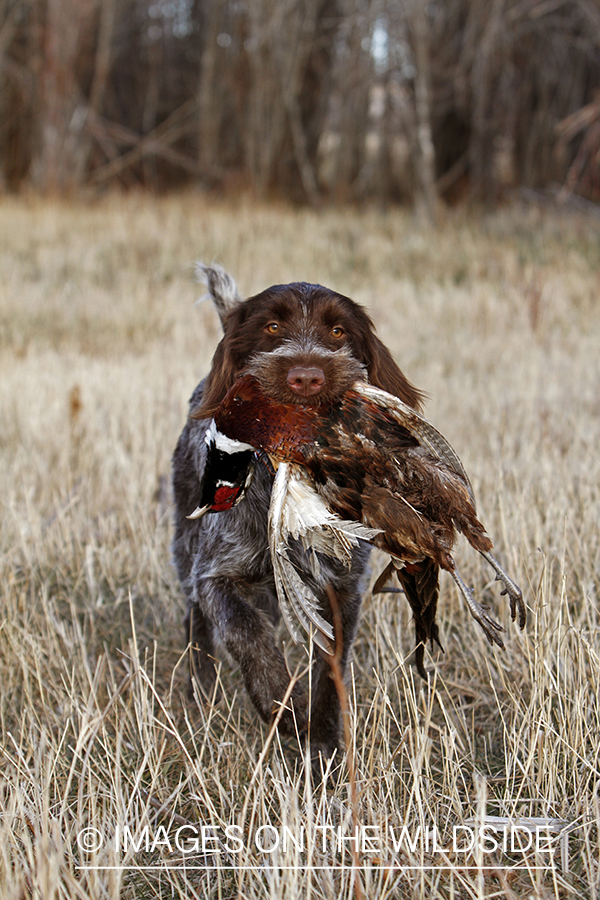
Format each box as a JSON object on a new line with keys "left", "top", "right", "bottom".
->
{"left": 1, "top": 0, "right": 600, "bottom": 207}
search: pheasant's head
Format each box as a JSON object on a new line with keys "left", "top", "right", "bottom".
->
{"left": 187, "top": 419, "right": 256, "bottom": 519}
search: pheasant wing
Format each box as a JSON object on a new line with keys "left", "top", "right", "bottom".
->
{"left": 355, "top": 381, "right": 525, "bottom": 635}
{"left": 351, "top": 381, "right": 475, "bottom": 504}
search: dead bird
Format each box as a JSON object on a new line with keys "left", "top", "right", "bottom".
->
{"left": 189, "top": 373, "right": 525, "bottom": 675}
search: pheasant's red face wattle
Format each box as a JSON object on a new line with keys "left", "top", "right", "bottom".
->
{"left": 212, "top": 484, "right": 243, "bottom": 511}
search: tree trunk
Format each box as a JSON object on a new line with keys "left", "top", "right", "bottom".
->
{"left": 410, "top": 0, "right": 438, "bottom": 223}
{"left": 31, "top": 0, "right": 95, "bottom": 192}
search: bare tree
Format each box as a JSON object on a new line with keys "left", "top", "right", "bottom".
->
{"left": 0, "top": 0, "right": 599, "bottom": 203}
{"left": 30, "top": 0, "right": 97, "bottom": 191}
{"left": 405, "top": 0, "right": 438, "bottom": 220}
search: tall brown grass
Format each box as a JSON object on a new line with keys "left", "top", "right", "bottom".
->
{"left": 1, "top": 192, "right": 599, "bottom": 898}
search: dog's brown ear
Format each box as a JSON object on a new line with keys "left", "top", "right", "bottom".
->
{"left": 191, "top": 264, "right": 245, "bottom": 419}
{"left": 362, "top": 333, "right": 425, "bottom": 412}
{"left": 191, "top": 339, "right": 236, "bottom": 420}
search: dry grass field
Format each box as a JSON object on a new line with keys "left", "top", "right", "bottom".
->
{"left": 0, "top": 193, "right": 599, "bottom": 899}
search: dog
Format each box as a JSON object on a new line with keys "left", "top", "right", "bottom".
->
{"left": 171, "top": 265, "right": 423, "bottom": 760}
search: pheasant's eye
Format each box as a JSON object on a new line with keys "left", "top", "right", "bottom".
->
{"left": 331, "top": 326, "right": 344, "bottom": 338}
{"left": 266, "top": 322, "right": 279, "bottom": 334}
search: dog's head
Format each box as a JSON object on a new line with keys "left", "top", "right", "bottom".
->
{"left": 195, "top": 273, "right": 423, "bottom": 418}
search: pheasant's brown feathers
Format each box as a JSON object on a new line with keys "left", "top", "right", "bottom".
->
{"left": 297, "top": 389, "right": 492, "bottom": 569}
{"left": 207, "top": 373, "right": 522, "bottom": 672}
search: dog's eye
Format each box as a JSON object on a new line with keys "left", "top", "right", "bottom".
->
{"left": 331, "top": 326, "right": 344, "bottom": 338}
{"left": 266, "top": 322, "right": 279, "bottom": 334}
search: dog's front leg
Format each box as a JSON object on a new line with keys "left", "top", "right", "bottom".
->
{"left": 288, "top": 545, "right": 372, "bottom": 765}
{"left": 190, "top": 575, "right": 307, "bottom": 736}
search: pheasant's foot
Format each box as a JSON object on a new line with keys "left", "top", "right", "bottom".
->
{"left": 450, "top": 566, "right": 505, "bottom": 649}
{"left": 480, "top": 551, "right": 526, "bottom": 629}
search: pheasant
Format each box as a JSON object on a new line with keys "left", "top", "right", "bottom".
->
{"left": 188, "top": 374, "right": 525, "bottom": 674}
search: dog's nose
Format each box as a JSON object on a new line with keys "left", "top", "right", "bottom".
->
{"left": 287, "top": 366, "right": 326, "bottom": 397}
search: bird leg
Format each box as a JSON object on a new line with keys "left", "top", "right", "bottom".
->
{"left": 449, "top": 563, "right": 505, "bottom": 648}
{"left": 480, "top": 551, "right": 526, "bottom": 629}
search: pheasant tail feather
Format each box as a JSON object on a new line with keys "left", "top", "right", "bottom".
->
{"left": 397, "top": 559, "right": 443, "bottom": 678}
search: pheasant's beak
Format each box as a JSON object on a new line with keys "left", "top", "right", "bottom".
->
{"left": 187, "top": 505, "right": 210, "bottom": 520}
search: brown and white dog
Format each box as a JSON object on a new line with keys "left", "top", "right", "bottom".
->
{"left": 171, "top": 265, "right": 423, "bottom": 760}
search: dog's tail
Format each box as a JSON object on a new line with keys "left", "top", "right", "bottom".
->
{"left": 196, "top": 263, "right": 242, "bottom": 327}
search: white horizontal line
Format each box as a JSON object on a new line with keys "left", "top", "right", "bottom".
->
{"left": 77, "top": 864, "right": 560, "bottom": 872}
